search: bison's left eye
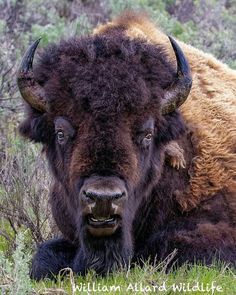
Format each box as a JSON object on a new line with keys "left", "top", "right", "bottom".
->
{"left": 145, "top": 133, "right": 152, "bottom": 140}
{"left": 142, "top": 133, "right": 153, "bottom": 147}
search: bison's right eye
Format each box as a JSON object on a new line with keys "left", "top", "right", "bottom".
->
{"left": 54, "top": 117, "right": 75, "bottom": 145}
{"left": 57, "top": 131, "right": 65, "bottom": 143}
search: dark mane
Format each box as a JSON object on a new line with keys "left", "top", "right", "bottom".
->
{"left": 34, "top": 32, "right": 175, "bottom": 116}
{"left": 17, "top": 12, "right": 236, "bottom": 281}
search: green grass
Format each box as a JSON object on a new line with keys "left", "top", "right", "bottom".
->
{"left": 0, "top": 0, "right": 236, "bottom": 294}
{"left": 1, "top": 232, "right": 235, "bottom": 294}
{"left": 32, "top": 262, "right": 236, "bottom": 295}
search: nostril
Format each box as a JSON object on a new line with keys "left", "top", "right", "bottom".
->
{"left": 83, "top": 190, "right": 97, "bottom": 201}
{"left": 113, "top": 192, "right": 125, "bottom": 200}
{"left": 82, "top": 189, "right": 126, "bottom": 201}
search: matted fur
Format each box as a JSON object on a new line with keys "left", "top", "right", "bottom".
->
{"left": 95, "top": 12, "right": 236, "bottom": 211}
{"left": 18, "top": 12, "right": 236, "bottom": 279}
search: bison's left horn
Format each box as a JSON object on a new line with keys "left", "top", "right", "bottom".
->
{"left": 162, "top": 36, "right": 192, "bottom": 114}
{"left": 17, "top": 39, "right": 47, "bottom": 112}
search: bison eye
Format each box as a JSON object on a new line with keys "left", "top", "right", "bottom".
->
{"left": 145, "top": 133, "right": 152, "bottom": 140}
{"left": 57, "top": 130, "right": 65, "bottom": 143}
{"left": 142, "top": 133, "right": 153, "bottom": 147}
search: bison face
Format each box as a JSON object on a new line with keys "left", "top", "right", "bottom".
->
{"left": 18, "top": 33, "right": 191, "bottom": 273}
{"left": 51, "top": 113, "right": 163, "bottom": 239}
{"left": 48, "top": 111, "right": 181, "bottom": 274}
{"left": 51, "top": 110, "right": 179, "bottom": 228}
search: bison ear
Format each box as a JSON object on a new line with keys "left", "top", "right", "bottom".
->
{"left": 155, "top": 111, "right": 186, "bottom": 144}
{"left": 19, "top": 113, "right": 53, "bottom": 143}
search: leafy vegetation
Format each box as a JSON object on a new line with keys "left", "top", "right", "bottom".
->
{"left": 1, "top": 234, "right": 236, "bottom": 294}
{"left": 0, "top": 0, "right": 235, "bottom": 294}
{"left": 0, "top": 231, "right": 32, "bottom": 295}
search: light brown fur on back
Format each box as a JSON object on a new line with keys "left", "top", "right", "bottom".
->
{"left": 94, "top": 12, "right": 236, "bottom": 211}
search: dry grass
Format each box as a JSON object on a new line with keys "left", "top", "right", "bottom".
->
{"left": 0, "top": 0, "right": 235, "bottom": 294}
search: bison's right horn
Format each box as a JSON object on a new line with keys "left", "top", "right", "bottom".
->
{"left": 17, "top": 39, "right": 47, "bottom": 112}
{"left": 161, "top": 36, "right": 192, "bottom": 115}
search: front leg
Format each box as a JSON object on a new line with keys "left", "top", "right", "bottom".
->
{"left": 167, "top": 222, "right": 236, "bottom": 267}
{"left": 134, "top": 221, "right": 236, "bottom": 268}
{"left": 31, "top": 238, "right": 78, "bottom": 280}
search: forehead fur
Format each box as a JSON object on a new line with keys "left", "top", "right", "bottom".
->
{"left": 34, "top": 31, "right": 176, "bottom": 119}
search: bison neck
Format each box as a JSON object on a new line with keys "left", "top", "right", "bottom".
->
{"left": 73, "top": 227, "right": 133, "bottom": 275}
{"left": 133, "top": 130, "right": 195, "bottom": 248}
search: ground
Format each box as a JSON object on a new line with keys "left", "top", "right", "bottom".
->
{"left": 0, "top": 0, "right": 236, "bottom": 294}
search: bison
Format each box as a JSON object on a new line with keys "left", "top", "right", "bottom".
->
{"left": 17, "top": 12, "right": 236, "bottom": 280}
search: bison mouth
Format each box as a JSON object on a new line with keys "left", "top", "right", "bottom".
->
{"left": 86, "top": 214, "right": 120, "bottom": 237}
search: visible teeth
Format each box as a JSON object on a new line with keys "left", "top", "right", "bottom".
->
{"left": 90, "top": 217, "right": 114, "bottom": 222}
{"left": 91, "top": 217, "right": 99, "bottom": 222}
{"left": 91, "top": 217, "right": 96, "bottom": 221}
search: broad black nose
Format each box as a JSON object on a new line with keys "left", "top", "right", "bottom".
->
{"left": 80, "top": 176, "right": 127, "bottom": 204}
{"left": 84, "top": 189, "right": 125, "bottom": 202}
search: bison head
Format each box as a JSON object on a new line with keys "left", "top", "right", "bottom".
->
{"left": 18, "top": 32, "right": 191, "bottom": 274}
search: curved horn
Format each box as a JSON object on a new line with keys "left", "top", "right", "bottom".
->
{"left": 162, "top": 36, "right": 192, "bottom": 114}
{"left": 17, "top": 39, "right": 47, "bottom": 112}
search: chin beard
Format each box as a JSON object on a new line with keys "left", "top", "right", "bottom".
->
{"left": 73, "top": 226, "right": 133, "bottom": 275}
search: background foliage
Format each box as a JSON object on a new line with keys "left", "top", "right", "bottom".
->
{"left": 0, "top": 0, "right": 235, "bottom": 293}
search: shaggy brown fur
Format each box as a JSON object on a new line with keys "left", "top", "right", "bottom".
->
{"left": 95, "top": 12, "right": 236, "bottom": 212}
{"left": 18, "top": 12, "right": 236, "bottom": 280}
{"left": 165, "top": 141, "right": 186, "bottom": 169}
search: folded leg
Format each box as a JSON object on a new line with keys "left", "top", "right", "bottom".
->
{"left": 30, "top": 238, "right": 78, "bottom": 280}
